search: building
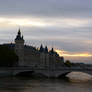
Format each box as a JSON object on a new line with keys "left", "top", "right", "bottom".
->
{"left": 14, "top": 29, "right": 64, "bottom": 68}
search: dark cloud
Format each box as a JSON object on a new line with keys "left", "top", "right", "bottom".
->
{"left": 0, "top": 0, "right": 92, "bottom": 18}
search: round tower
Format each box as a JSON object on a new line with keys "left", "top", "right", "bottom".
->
{"left": 44, "top": 46, "right": 49, "bottom": 68}
{"left": 15, "top": 29, "right": 25, "bottom": 66}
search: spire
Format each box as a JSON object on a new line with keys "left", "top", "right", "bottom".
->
{"left": 15, "top": 28, "right": 24, "bottom": 40}
{"left": 50, "top": 48, "right": 54, "bottom": 54}
{"left": 39, "top": 44, "right": 44, "bottom": 52}
{"left": 18, "top": 28, "right": 21, "bottom": 36}
{"left": 44, "top": 46, "right": 48, "bottom": 53}
{"left": 41, "top": 44, "right": 43, "bottom": 48}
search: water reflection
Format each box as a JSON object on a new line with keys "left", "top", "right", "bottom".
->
{"left": 66, "top": 72, "right": 92, "bottom": 82}
{"left": 0, "top": 77, "right": 92, "bottom": 92}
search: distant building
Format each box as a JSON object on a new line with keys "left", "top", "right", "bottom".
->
{"left": 10, "top": 29, "right": 65, "bottom": 68}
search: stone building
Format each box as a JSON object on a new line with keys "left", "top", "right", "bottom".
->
{"left": 14, "top": 29, "right": 64, "bottom": 68}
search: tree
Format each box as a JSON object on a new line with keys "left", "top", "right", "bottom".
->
{"left": 64, "top": 60, "right": 72, "bottom": 67}
{"left": 0, "top": 45, "right": 18, "bottom": 67}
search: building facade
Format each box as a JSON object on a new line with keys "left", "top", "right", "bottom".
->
{"left": 15, "top": 29, "right": 64, "bottom": 68}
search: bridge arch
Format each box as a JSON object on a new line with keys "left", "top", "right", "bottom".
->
{"left": 58, "top": 72, "right": 71, "bottom": 78}
{"left": 16, "top": 71, "right": 34, "bottom": 76}
{"left": 14, "top": 70, "right": 48, "bottom": 78}
{"left": 13, "top": 70, "right": 34, "bottom": 76}
{"left": 57, "top": 70, "right": 92, "bottom": 78}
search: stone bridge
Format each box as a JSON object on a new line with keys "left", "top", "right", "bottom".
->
{"left": 0, "top": 66, "right": 92, "bottom": 77}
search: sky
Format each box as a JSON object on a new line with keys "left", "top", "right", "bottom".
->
{"left": 0, "top": 0, "right": 92, "bottom": 63}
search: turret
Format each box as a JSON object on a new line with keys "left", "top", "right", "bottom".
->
{"left": 49, "top": 48, "right": 56, "bottom": 69}
{"left": 50, "top": 48, "right": 54, "bottom": 54}
{"left": 39, "top": 44, "right": 44, "bottom": 52}
{"left": 44, "top": 46, "right": 49, "bottom": 68}
{"left": 39, "top": 45, "right": 49, "bottom": 68}
{"left": 44, "top": 46, "right": 48, "bottom": 53}
{"left": 39, "top": 44, "right": 45, "bottom": 67}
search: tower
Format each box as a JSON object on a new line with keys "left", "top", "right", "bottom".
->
{"left": 49, "top": 48, "right": 56, "bottom": 69}
{"left": 15, "top": 29, "right": 25, "bottom": 66}
{"left": 44, "top": 46, "right": 49, "bottom": 67}
{"left": 39, "top": 45, "right": 49, "bottom": 68}
{"left": 39, "top": 44, "right": 45, "bottom": 67}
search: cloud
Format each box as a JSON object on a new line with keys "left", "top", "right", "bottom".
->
{"left": 55, "top": 49, "right": 92, "bottom": 57}
{"left": 0, "top": 0, "right": 92, "bottom": 63}
{"left": 0, "top": 0, "right": 92, "bottom": 18}
{"left": 0, "top": 17, "right": 50, "bottom": 27}
{"left": 0, "top": 17, "right": 92, "bottom": 29}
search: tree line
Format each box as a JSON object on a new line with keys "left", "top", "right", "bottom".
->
{"left": 0, "top": 45, "right": 18, "bottom": 67}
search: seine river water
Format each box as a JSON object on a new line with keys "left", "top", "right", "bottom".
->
{"left": 0, "top": 76, "right": 92, "bottom": 92}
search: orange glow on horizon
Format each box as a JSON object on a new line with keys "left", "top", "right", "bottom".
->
{"left": 55, "top": 49, "right": 92, "bottom": 57}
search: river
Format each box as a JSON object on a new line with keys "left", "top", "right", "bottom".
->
{"left": 0, "top": 76, "right": 92, "bottom": 92}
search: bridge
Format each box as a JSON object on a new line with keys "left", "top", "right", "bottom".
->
{"left": 0, "top": 66, "right": 92, "bottom": 77}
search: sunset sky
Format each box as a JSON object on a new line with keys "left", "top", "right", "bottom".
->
{"left": 0, "top": 0, "right": 92, "bottom": 63}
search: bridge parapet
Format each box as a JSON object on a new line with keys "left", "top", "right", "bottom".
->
{"left": 0, "top": 66, "right": 92, "bottom": 77}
